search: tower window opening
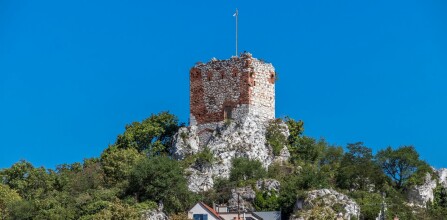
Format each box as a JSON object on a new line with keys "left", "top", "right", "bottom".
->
{"left": 224, "top": 106, "right": 233, "bottom": 120}
{"left": 207, "top": 72, "right": 212, "bottom": 81}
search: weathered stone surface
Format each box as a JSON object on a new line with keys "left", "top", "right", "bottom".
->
{"left": 173, "top": 115, "right": 290, "bottom": 192}
{"left": 190, "top": 52, "right": 276, "bottom": 145}
{"left": 177, "top": 52, "right": 287, "bottom": 192}
{"left": 438, "top": 168, "right": 447, "bottom": 188}
{"left": 228, "top": 186, "right": 257, "bottom": 212}
{"left": 292, "top": 189, "right": 360, "bottom": 220}
{"left": 140, "top": 204, "right": 169, "bottom": 220}
{"left": 140, "top": 210, "right": 168, "bottom": 220}
{"left": 406, "top": 168, "right": 447, "bottom": 207}
{"left": 171, "top": 126, "right": 200, "bottom": 160}
{"left": 185, "top": 167, "right": 214, "bottom": 192}
{"left": 407, "top": 172, "right": 437, "bottom": 207}
{"left": 256, "top": 179, "right": 280, "bottom": 193}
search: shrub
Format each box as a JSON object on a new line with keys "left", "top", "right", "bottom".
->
{"left": 266, "top": 119, "right": 288, "bottom": 156}
{"left": 229, "top": 158, "right": 266, "bottom": 186}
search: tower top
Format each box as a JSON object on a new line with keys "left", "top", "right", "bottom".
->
{"left": 190, "top": 52, "right": 275, "bottom": 132}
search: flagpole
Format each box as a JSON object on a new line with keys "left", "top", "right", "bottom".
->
{"left": 235, "top": 8, "right": 238, "bottom": 57}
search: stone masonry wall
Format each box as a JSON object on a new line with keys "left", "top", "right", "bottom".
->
{"left": 190, "top": 53, "right": 275, "bottom": 145}
{"left": 250, "top": 59, "right": 275, "bottom": 120}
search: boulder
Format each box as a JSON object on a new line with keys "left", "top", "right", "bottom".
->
{"left": 140, "top": 210, "right": 168, "bottom": 220}
{"left": 140, "top": 203, "right": 169, "bottom": 220}
{"left": 292, "top": 189, "right": 360, "bottom": 220}
{"left": 228, "top": 186, "right": 256, "bottom": 212}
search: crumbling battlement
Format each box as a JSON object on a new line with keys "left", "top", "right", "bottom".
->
{"left": 189, "top": 52, "right": 275, "bottom": 145}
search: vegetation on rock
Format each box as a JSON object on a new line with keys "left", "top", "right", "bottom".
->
{"left": 0, "top": 111, "right": 445, "bottom": 219}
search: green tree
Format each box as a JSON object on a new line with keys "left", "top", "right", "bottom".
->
{"left": 296, "top": 164, "right": 331, "bottom": 189}
{"left": 229, "top": 158, "right": 266, "bottom": 185}
{"left": 127, "top": 156, "right": 194, "bottom": 214}
{"left": 66, "top": 158, "right": 105, "bottom": 194}
{"left": 254, "top": 191, "right": 280, "bottom": 211}
{"left": 206, "top": 178, "right": 235, "bottom": 205}
{"left": 6, "top": 200, "right": 35, "bottom": 220}
{"left": 319, "top": 146, "right": 344, "bottom": 186}
{"left": 100, "top": 146, "right": 144, "bottom": 186}
{"left": 30, "top": 190, "right": 76, "bottom": 220}
{"left": 93, "top": 199, "right": 139, "bottom": 220}
{"left": 278, "top": 175, "right": 307, "bottom": 219}
{"left": 0, "top": 160, "right": 55, "bottom": 200}
{"left": 289, "top": 136, "right": 326, "bottom": 165}
{"left": 376, "top": 146, "right": 430, "bottom": 189}
{"left": 433, "top": 185, "right": 447, "bottom": 208}
{"left": 427, "top": 185, "right": 447, "bottom": 218}
{"left": 349, "top": 191, "right": 382, "bottom": 220}
{"left": 336, "top": 142, "right": 385, "bottom": 191}
{"left": 267, "top": 162, "right": 294, "bottom": 181}
{"left": 266, "top": 119, "right": 288, "bottom": 156}
{"left": 115, "top": 112, "right": 180, "bottom": 155}
{"left": 284, "top": 117, "right": 304, "bottom": 145}
{"left": 0, "top": 184, "right": 22, "bottom": 219}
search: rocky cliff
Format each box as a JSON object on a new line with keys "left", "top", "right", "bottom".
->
{"left": 407, "top": 168, "right": 447, "bottom": 207}
{"left": 171, "top": 116, "right": 289, "bottom": 192}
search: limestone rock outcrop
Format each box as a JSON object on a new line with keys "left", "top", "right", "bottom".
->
{"left": 407, "top": 168, "right": 447, "bottom": 207}
{"left": 140, "top": 203, "right": 169, "bottom": 220}
{"left": 228, "top": 186, "right": 257, "bottom": 212}
{"left": 226, "top": 179, "right": 281, "bottom": 212}
{"left": 256, "top": 179, "right": 280, "bottom": 193}
{"left": 292, "top": 189, "right": 360, "bottom": 220}
{"left": 171, "top": 116, "right": 290, "bottom": 192}
{"left": 171, "top": 126, "right": 201, "bottom": 159}
{"left": 140, "top": 210, "right": 168, "bottom": 220}
{"left": 438, "top": 168, "right": 447, "bottom": 188}
{"left": 407, "top": 172, "right": 437, "bottom": 207}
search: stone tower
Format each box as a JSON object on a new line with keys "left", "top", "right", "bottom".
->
{"left": 189, "top": 52, "right": 276, "bottom": 145}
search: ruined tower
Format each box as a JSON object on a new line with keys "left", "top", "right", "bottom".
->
{"left": 189, "top": 52, "right": 276, "bottom": 145}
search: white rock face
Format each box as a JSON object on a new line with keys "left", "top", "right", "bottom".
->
{"left": 407, "top": 172, "right": 437, "bottom": 207}
{"left": 407, "top": 168, "right": 447, "bottom": 207}
{"left": 171, "top": 126, "right": 200, "bottom": 159}
{"left": 140, "top": 203, "right": 169, "bottom": 220}
{"left": 172, "top": 116, "right": 290, "bottom": 192}
{"left": 256, "top": 179, "right": 280, "bottom": 193}
{"left": 140, "top": 209, "right": 168, "bottom": 220}
{"left": 438, "top": 168, "right": 447, "bottom": 188}
{"left": 185, "top": 167, "right": 214, "bottom": 192}
{"left": 228, "top": 186, "right": 257, "bottom": 211}
{"left": 293, "top": 189, "right": 360, "bottom": 220}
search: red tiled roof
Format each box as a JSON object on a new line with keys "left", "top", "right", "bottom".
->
{"left": 199, "top": 202, "right": 223, "bottom": 220}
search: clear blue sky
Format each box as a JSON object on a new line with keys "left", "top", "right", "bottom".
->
{"left": 1, "top": 0, "right": 446, "bottom": 169}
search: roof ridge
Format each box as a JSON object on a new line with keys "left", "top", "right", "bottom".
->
{"left": 199, "top": 202, "right": 222, "bottom": 219}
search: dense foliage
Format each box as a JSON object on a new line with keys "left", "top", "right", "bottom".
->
{"left": 0, "top": 112, "right": 444, "bottom": 219}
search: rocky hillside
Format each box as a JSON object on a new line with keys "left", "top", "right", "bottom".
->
{"left": 1, "top": 112, "right": 447, "bottom": 220}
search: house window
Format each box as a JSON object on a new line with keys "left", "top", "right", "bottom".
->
{"left": 193, "top": 214, "right": 208, "bottom": 220}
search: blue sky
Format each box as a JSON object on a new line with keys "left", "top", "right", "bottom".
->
{"left": 1, "top": 0, "right": 446, "bottom": 169}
